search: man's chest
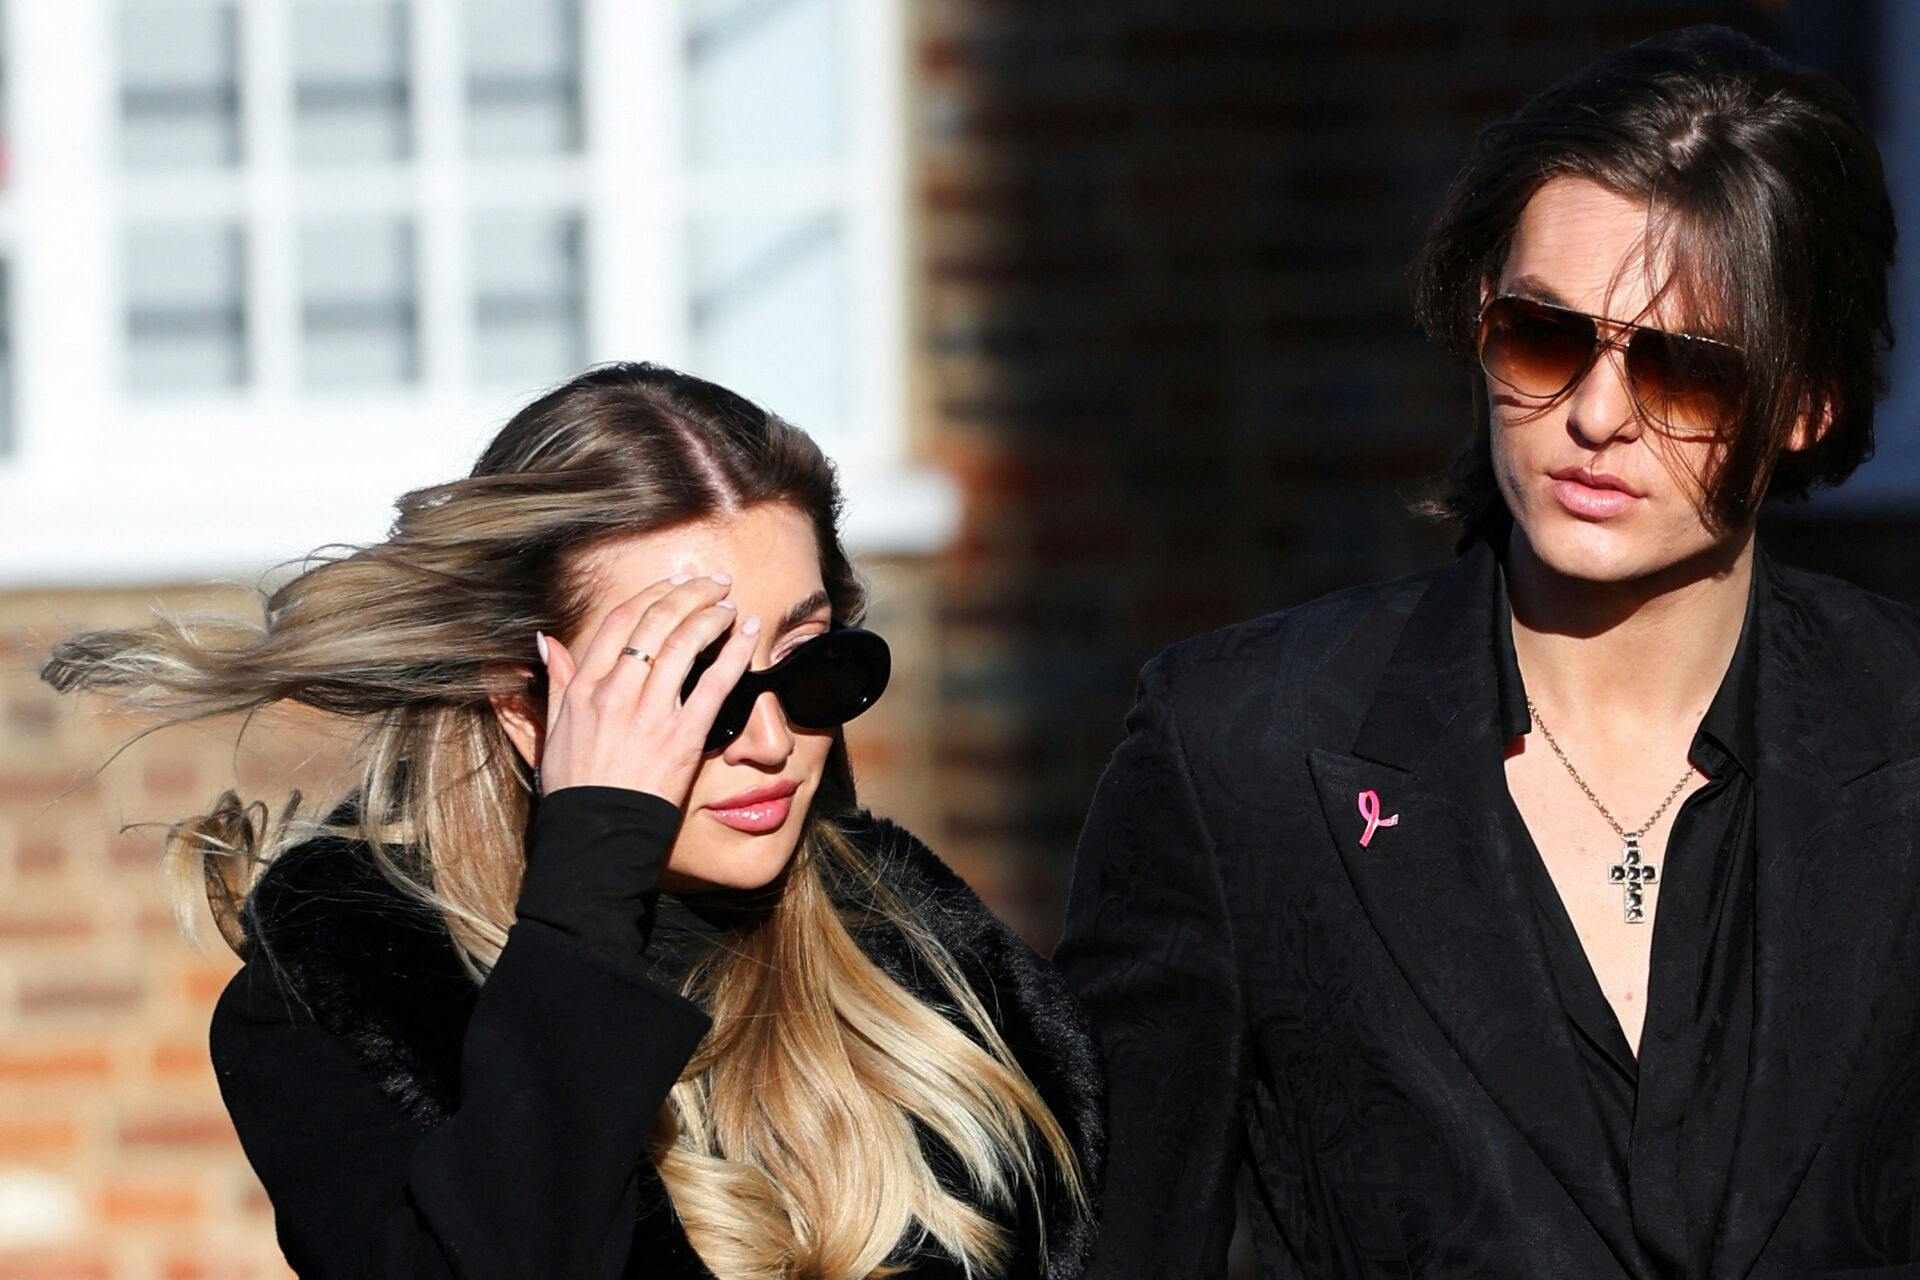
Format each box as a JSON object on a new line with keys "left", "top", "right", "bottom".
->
{"left": 1502, "top": 747, "right": 1717, "bottom": 1057}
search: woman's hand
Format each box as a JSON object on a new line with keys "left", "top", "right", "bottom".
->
{"left": 532, "top": 573, "right": 761, "bottom": 809}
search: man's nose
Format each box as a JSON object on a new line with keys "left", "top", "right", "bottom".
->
{"left": 1563, "top": 337, "right": 1644, "bottom": 446}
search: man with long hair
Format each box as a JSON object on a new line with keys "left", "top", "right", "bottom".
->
{"left": 1058, "top": 25, "right": 1913, "bottom": 1276}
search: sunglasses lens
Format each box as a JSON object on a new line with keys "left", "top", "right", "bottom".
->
{"left": 679, "top": 635, "right": 752, "bottom": 754}
{"left": 778, "top": 630, "right": 890, "bottom": 730}
{"left": 1626, "top": 328, "right": 1745, "bottom": 437}
{"left": 702, "top": 682, "right": 757, "bottom": 754}
{"left": 681, "top": 628, "right": 892, "bottom": 755}
{"left": 1479, "top": 297, "right": 1596, "bottom": 399}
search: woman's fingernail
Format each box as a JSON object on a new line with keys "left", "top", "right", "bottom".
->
{"left": 670, "top": 573, "right": 692, "bottom": 585}
{"left": 742, "top": 614, "right": 762, "bottom": 635}
{"left": 716, "top": 599, "right": 737, "bottom": 611}
{"left": 535, "top": 631, "right": 550, "bottom": 663}
{"left": 710, "top": 572, "right": 732, "bottom": 585}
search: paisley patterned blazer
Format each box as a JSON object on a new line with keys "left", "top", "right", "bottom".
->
{"left": 1056, "top": 536, "right": 1920, "bottom": 1279}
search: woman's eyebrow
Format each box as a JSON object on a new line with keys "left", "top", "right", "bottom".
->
{"left": 773, "top": 589, "right": 833, "bottom": 640}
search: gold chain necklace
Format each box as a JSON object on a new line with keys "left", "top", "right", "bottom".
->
{"left": 1526, "top": 697, "right": 1695, "bottom": 924}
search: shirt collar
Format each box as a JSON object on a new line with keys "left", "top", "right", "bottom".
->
{"left": 1490, "top": 533, "right": 1764, "bottom": 779}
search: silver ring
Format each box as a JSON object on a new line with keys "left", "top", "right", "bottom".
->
{"left": 620, "top": 647, "right": 653, "bottom": 665}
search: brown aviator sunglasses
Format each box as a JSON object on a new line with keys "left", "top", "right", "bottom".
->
{"left": 1475, "top": 294, "right": 1747, "bottom": 439}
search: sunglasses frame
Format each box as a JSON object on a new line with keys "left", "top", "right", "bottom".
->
{"left": 680, "top": 622, "right": 891, "bottom": 755}
{"left": 1475, "top": 293, "right": 1746, "bottom": 438}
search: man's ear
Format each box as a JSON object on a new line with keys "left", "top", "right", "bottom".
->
{"left": 1786, "top": 398, "right": 1835, "bottom": 453}
{"left": 485, "top": 665, "right": 545, "bottom": 769}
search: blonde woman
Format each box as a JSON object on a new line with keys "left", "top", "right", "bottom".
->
{"left": 42, "top": 362, "right": 1101, "bottom": 1278}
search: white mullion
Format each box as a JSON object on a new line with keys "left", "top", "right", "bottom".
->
{"left": 242, "top": 0, "right": 297, "bottom": 397}
{"left": 415, "top": 0, "right": 469, "bottom": 393}
{"left": 7, "top": 0, "right": 117, "bottom": 481}
{"left": 843, "top": 0, "right": 909, "bottom": 465}
{"left": 462, "top": 157, "right": 590, "bottom": 211}
{"left": 585, "top": 0, "right": 686, "bottom": 367}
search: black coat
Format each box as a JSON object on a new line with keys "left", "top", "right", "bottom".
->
{"left": 210, "top": 805, "right": 1104, "bottom": 1278}
{"left": 1057, "top": 536, "right": 1920, "bottom": 1278}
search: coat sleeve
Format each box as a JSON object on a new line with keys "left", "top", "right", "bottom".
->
{"left": 209, "top": 787, "right": 714, "bottom": 1279}
{"left": 1052, "top": 652, "right": 1250, "bottom": 1279}
{"left": 212, "top": 919, "right": 711, "bottom": 1278}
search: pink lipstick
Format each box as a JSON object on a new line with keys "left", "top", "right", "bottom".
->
{"left": 701, "top": 779, "right": 800, "bottom": 834}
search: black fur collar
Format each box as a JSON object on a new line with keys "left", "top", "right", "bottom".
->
{"left": 237, "top": 804, "right": 1104, "bottom": 1278}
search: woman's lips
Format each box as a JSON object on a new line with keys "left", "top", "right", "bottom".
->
{"left": 702, "top": 782, "right": 799, "bottom": 834}
{"left": 1551, "top": 475, "right": 1639, "bottom": 520}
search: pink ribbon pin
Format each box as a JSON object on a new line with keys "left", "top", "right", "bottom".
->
{"left": 1357, "top": 789, "right": 1399, "bottom": 847}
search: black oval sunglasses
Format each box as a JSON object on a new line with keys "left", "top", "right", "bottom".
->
{"left": 679, "top": 623, "right": 891, "bottom": 754}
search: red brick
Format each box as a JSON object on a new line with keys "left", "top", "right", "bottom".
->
{"left": 14, "top": 835, "right": 64, "bottom": 873}
{"left": 139, "top": 906, "right": 188, "bottom": 941}
{"left": 0, "top": 1118, "right": 79, "bottom": 1159}
{"left": 0, "top": 768, "right": 98, "bottom": 805}
{"left": 151, "top": 1042, "right": 211, "bottom": 1080}
{"left": 181, "top": 966, "right": 238, "bottom": 1007}
{"left": 143, "top": 759, "right": 198, "bottom": 797}
{"left": 117, "top": 1111, "right": 236, "bottom": 1151}
{"left": 97, "top": 1181, "right": 202, "bottom": 1223}
{"left": 6, "top": 697, "right": 57, "bottom": 736}
{"left": 109, "top": 829, "right": 159, "bottom": 870}
{"left": 236, "top": 1182, "right": 274, "bottom": 1217}
{"left": 846, "top": 735, "right": 899, "bottom": 774}
{"left": 159, "top": 1260, "right": 261, "bottom": 1280}
{"left": 0, "top": 1046, "right": 113, "bottom": 1083}
{"left": 17, "top": 978, "right": 144, "bottom": 1017}
{"left": 0, "top": 1257, "right": 112, "bottom": 1280}
{"left": 0, "top": 910, "right": 93, "bottom": 942}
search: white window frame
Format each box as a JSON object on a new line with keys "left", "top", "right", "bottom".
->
{"left": 0, "top": 0, "right": 953, "bottom": 588}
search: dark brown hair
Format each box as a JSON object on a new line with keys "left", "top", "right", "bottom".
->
{"left": 1411, "top": 24, "right": 1897, "bottom": 541}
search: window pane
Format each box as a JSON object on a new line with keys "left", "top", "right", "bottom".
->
{"left": 688, "top": 212, "right": 845, "bottom": 435}
{"left": 685, "top": 0, "right": 842, "bottom": 170}
{"left": 0, "top": 3, "right": 11, "bottom": 189}
{"left": 301, "top": 216, "right": 419, "bottom": 388}
{"left": 464, "top": 0, "right": 581, "bottom": 157}
{"left": 294, "top": 1, "right": 411, "bottom": 164}
{"left": 126, "top": 222, "right": 248, "bottom": 392}
{"left": 0, "top": 261, "right": 12, "bottom": 458}
{"left": 473, "top": 210, "right": 585, "bottom": 386}
{"left": 119, "top": 2, "right": 242, "bottom": 169}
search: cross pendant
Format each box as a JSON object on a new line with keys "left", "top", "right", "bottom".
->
{"left": 1606, "top": 834, "right": 1658, "bottom": 923}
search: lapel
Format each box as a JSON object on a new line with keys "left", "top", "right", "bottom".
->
{"left": 1710, "top": 552, "right": 1920, "bottom": 1279}
{"left": 1306, "top": 537, "right": 1645, "bottom": 1267}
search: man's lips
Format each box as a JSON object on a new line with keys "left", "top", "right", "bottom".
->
{"left": 1549, "top": 465, "right": 1643, "bottom": 499}
{"left": 1545, "top": 464, "right": 1644, "bottom": 522}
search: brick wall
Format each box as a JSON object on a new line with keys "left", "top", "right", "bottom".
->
{"left": 907, "top": 0, "right": 1798, "bottom": 948}
{"left": 0, "top": 565, "right": 945, "bottom": 1274}
{"left": 0, "top": 588, "right": 342, "bottom": 1277}
{"left": 5, "top": 1, "right": 1888, "bottom": 1271}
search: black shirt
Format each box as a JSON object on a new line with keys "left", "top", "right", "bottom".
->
{"left": 1491, "top": 550, "right": 1763, "bottom": 1278}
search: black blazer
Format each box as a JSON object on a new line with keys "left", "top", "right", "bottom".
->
{"left": 210, "top": 806, "right": 1104, "bottom": 1278}
{"left": 1056, "top": 537, "right": 1920, "bottom": 1279}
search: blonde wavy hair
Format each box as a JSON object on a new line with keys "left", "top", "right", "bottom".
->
{"left": 41, "top": 362, "right": 1086, "bottom": 1278}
